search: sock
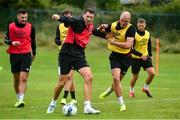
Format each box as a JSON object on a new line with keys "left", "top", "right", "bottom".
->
{"left": 16, "top": 93, "right": 20, "bottom": 100}
{"left": 84, "top": 101, "right": 91, "bottom": 108}
{"left": 19, "top": 93, "right": 24, "bottom": 101}
{"left": 70, "top": 91, "right": 76, "bottom": 100}
{"left": 144, "top": 84, "right": 149, "bottom": 90}
{"left": 130, "top": 86, "right": 134, "bottom": 92}
{"left": 50, "top": 99, "right": 57, "bottom": 106}
{"left": 118, "top": 96, "right": 124, "bottom": 105}
{"left": 107, "top": 87, "right": 113, "bottom": 93}
{"left": 63, "top": 91, "right": 69, "bottom": 99}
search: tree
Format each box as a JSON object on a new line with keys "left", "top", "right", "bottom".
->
{"left": 50, "top": 0, "right": 85, "bottom": 9}
{"left": 0, "top": 0, "right": 49, "bottom": 9}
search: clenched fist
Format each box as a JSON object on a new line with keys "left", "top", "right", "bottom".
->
{"left": 12, "top": 41, "right": 21, "bottom": 46}
{"left": 52, "top": 14, "right": 60, "bottom": 20}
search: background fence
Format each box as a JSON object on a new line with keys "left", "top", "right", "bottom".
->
{"left": 0, "top": 8, "right": 180, "bottom": 52}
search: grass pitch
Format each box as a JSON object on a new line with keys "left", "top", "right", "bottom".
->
{"left": 0, "top": 46, "right": 180, "bottom": 119}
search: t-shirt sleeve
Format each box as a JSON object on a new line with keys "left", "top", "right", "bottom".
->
{"left": 125, "top": 25, "right": 136, "bottom": 38}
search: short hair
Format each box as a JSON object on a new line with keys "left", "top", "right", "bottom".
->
{"left": 17, "top": 9, "right": 28, "bottom": 15}
{"left": 137, "top": 18, "right": 146, "bottom": 23}
{"left": 62, "top": 8, "right": 72, "bottom": 15}
{"left": 84, "top": 8, "right": 95, "bottom": 14}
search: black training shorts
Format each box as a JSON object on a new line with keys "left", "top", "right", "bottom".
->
{"left": 10, "top": 53, "right": 32, "bottom": 73}
{"left": 131, "top": 57, "right": 153, "bottom": 74}
{"left": 109, "top": 52, "right": 131, "bottom": 75}
{"left": 59, "top": 53, "right": 89, "bottom": 74}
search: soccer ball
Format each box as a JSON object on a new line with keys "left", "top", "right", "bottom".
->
{"left": 62, "top": 103, "right": 77, "bottom": 116}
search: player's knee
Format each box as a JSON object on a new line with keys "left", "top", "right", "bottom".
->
{"left": 113, "top": 76, "right": 120, "bottom": 83}
{"left": 59, "top": 78, "right": 67, "bottom": 86}
{"left": 84, "top": 74, "right": 93, "bottom": 83}
{"left": 20, "top": 76, "right": 27, "bottom": 82}
{"left": 149, "top": 71, "right": 155, "bottom": 77}
{"left": 134, "top": 76, "right": 138, "bottom": 81}
{"left": 68, "top": 74, "right": 73, "bottom": 80}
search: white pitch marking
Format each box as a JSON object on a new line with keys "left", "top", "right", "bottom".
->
{"left": 1, "top": 98, "right": 180, "bottom": 111}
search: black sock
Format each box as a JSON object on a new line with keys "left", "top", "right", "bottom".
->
{"left": 70, "top": 91, "right": 76, "bottom": 99}
{"left": 63, "top": 91, "right": 69, "bottom": 99}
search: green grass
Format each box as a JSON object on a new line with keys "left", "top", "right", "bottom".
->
{"left": 0, "top": 46, "right": 180, "bottom": 119}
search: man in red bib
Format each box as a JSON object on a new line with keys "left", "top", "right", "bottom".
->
{"left": 4, "top": 9, "right": 36, "bottom": 108}
{"left": 50, "top": 8, "right": 100, "bottom": 114}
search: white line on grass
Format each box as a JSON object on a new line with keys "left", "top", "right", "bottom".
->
{"left": 93, "top": 98, "right": 180, "bottom": 104}
{"left": 1, "top": 98, "right": 180, "bottom": 111}
{"left": 95, "top": 86, "right": 170, "bottom": 90}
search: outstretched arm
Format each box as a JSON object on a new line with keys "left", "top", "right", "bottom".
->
{"left": 92, "top": 23, "right": 112, "bottom": 39}
{"left": 52, "top": 14, "right": 77, "bottom": 26}
{"left": 92, "top": 29, "right": 106, "bottom": 39}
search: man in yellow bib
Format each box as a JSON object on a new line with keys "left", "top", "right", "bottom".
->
{"left": 129, "top": 18, "right": 155, "bottom": 98}
{"left": 98, "top": 11, "right": 136, "bottom": 112}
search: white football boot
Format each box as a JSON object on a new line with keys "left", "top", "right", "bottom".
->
{"left": 47, "top": 104, "right": 56, "bottom": 114}
{"left": 84, "top": 107, "right": 100, "bottom": 114}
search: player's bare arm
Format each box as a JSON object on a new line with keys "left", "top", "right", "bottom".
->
{"left": 109, "top": 37, "right": 134, "bottom": 49}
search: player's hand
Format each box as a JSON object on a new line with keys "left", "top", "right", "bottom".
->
{"left": 108, "top": 37, "right": 116, "bottom": 45}
{"left": 141, "top": 56, "right": 148, "bottom": 61}
{"left": 61, "top": 41, "right": 65, "bottom": 46}
{"left": 97, "top": 24, "right": 108, "bottom": 31}
{"left": 149, "top": 56, "right": 153, "bottom": 60}
{"left": 12, "top": 41, "right": 21, "bottom": 46}
{"left": 52, "top": 14, "right": 60, "bottom": 20}
{"left": 31, "top": 55, "right": 35, "bottom": 61}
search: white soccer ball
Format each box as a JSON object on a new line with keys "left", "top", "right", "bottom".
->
{"left": 62, "top": 103, "right": 77, "bottom": 116}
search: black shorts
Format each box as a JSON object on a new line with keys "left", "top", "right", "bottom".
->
{"left": 57, "top": 54, "right": 74, "bottom": 75}
{"left": 10, "top": 53, "right": 32, "bottom": 73}
{"left": 59, "top": 53, "right": 89, "bottom": 74}
{"left": 109, "top": 52, "right": 131, "bottom": 75}
{"left": 131, "top": 57, "right": 153, "bottom": 74}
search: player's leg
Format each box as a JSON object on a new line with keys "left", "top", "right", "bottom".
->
{"left": 99, "top": 84, "right": 113, "bottom": 99}
{"left": 60, "top": 77, "right": 71, "bottom": 105}
{"left": 69, "top": 75, "right": 77, "bottom": 105}
{"left": 13, "top": 73, "right": 20, "bottom": 100}
{"left": 145, "top": 67, "right": 155, "bottom": 86}
{"left": 142, "top": 58, "right": 155, "bottom": 97}
{"left": 130, "top": 58, "right": 141, "bottom": 97}
{"left": 47, "top": 74, "right": 68, "bottom": 113}
{"left": 47, "top": 55, "right": 71, "bottom": 114}
{"left": 60, "top": 69, "right": 77, "bottom": 105}
{"left": 13, "top": 73, "right": 21, "bottom": 107}
{"left": 111, "top": 68, "right": 126, "bottom": 111}
{"left": 99, "top": 73, "right": 125, "bottom": 100}
{"left": 17, "top": 53, "right": 32, "bottom": 107}
{"left": 54, "top": 75, "right": 68, "bottom": 101}
{"left": 19, "top": 71, "right": 29, "bottom": 97}
{"left": 10, "top": 54, "right": 22, "bottom": 107}
{"left": 16, "top": 71, "right": 29, "bottom": 107}
{"left": 142, "top": 67, "right": 155, "bottom": 97}
{"left": 129, "top": 74, "right": 138, "bottom": 97}
{"left": 11, "top": 53, "right": 31, "bottom": 108}
{"left": 78, "top": 67, "right": 100, "bottom": 114}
